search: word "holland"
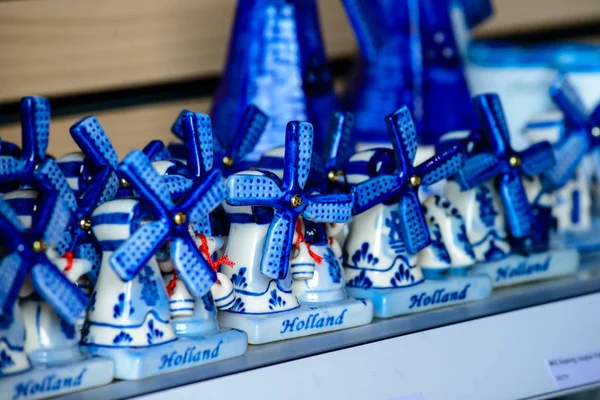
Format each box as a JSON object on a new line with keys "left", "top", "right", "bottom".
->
{"left": 408, "top": 284, "right": 471, "bottom": 309}
{"left": 496, "top": 257, "right": 550, "bottom": 281}
{"left": 159, "top": 341, "right": 223, "bottom": 370}
{"left": 280, "top": 309, "right": 348, "bottom": 334}
{"left": 13, "top": 368, "right": 87, "bottom": 399}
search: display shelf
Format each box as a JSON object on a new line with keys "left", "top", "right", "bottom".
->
{"left": 55, "top": 262, "right": 600, "bottom": 400}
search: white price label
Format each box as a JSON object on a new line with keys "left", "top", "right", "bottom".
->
{"left": 546, "top": 349, "right": 600, "bottom": 389}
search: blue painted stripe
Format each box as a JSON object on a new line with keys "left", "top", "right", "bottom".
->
{"left": 214, "top": 291, "right": 234, "bottom": 302}
{"left": 347, "top": 278, "right": 426, "bottom": 290}
{"left": 81, "top": 337, "right": 177, "bottom": 349}
{"left": 234, "top": 282, "right": 293, "bottom": 297}
{"left": 343, "top": 255, "right": 413, "bottom": 273}
{"left": 217, "top": 296, "right": 235, "bottom": 309}
{"left": 91, "top": 212, "right": 131, "bottom": 226}
{"left": 258, "top": 157, "right": 284, "bottom": 170}
{"left": 97, "top": 240, "right": 125, "bottom": 251}
{"left": 5, "top": 197, "right": 36, "bottom": 216}
{"left": 526, "top": 120, "right": 561, "bottom": 129}
{"left": 171, "top": 307, "right": 195, "bottom": 312}
{"left": 227, "top": 211, "right": 272, "bottom": 225}
{"left": 224, "top": 304, "right": 301, "bottom": 315}
{"left": 345, "top": 160, "right": 370, "bottom": 175}
{"left": 168, "top": 299, "right": 195, "bottom": 304}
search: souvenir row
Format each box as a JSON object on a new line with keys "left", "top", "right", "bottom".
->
{"left": 0, "top": 69, "right": 597, "bottom": 397}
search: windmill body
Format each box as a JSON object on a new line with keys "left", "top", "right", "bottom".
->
{"left": 0, "top": 192, "right": 114, "bottom": 397}
{"left": 439, "top": 94, "right": 580, "bottom": 287}
{"left": 218, "top": 121, "right": 373, "bottom": 344}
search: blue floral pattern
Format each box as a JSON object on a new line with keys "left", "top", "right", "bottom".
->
{"left": 231, "top": 267, "right": 248, "bottom": 289}
{"left": 146, "top": 319, "right": 164, "bottom": 345}
{"left": 351, "top": 242, "right": 379, "bottom": 267}
{"left": 0, "top": 349, "right": 14, "bottom": 369}
{"left": 484, "top": 239, "right": 509, "bottom": 262}
{"left": 427, "top": 216, "right": 451, "bottom": 264}
{"left": 390, "top": 259, "right": 416, "bottom": 287}
{"left": 138, "top": 265, "right": 159, "bottom": 307}
{"left": 385, "top": 210, "right": 406, "bottom": 254}
{"left": 476, "top": 185, "right": 498, "bottom": 228}
{"left": 113, "top": 292, "right": 135, "bottom": 319}
{"left": 230, "top": 297, "right": 246, "bottom": 312}
{"left": 113, "top": 331, "right": 133, "bottom": 344}
{"left": 347, "top": 270, "right": 373, "bottom": 289}
{"left": 268, "top": 289, "right": 286, "bottom": 310}
{"left": 88, "top": 290, "right": 97, "bottom": 312}
{"left": 324, "top": 248, "right": 342, "bottom": 284}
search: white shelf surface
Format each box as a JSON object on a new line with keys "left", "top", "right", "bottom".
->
{"left": 59, "top": 266, "right": 600, "bottom": 400}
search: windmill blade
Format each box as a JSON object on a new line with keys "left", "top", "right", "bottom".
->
{"left": 398, "top": 190, "right": 431, "bottom": 254}
{"left": 110, "top": 220, "right": 170, "bottom": 281}
{"left": 352, "top": 175, "right": 398, "bottom": 214}
{"left": 590, "top": 102, "right": 600, "bottom": 129}
{"left": 550, "top": 73, "right": 589, "bottom": 128}
{"left": 282, "top": 122, "right": 314, "bottom": 191}
{"left": 230, "top": 105, "right": 269, "bottom": 162}
{"left": 0, "top": 197, "right": 25, "bottom": 232}
{"left": 543, "top": 131, "right": 590, "bottom": 189}
{"left": 497, "top": 171, "right": 535, "bottom": 238}
{"left": 181, "top": 112, "right": 214, "bottom": 177}
{"left": 34, "top": 191, "right": 72, "bottom": 249}
{"left": 0, "top": 252, "right": 27, "bottom": 317}
{"left": 385, "top": 106, "right": 418, "bottom": 170}
{"left": 260, "top": 212, "right": 295, "bottom": 279}
{"left": 163, "top": 174, "right": 193, "bottom": 200}
{"left": 179, "top": 170, "right": 226, "bottom": 225}
{"left": 519, "top": 141, "right": 556, "bottom": 177}
{"left": 417, "top": 144, "right": 465, "bottom": 186}
{"left": 34, "top": 159, "right": 78, "bottom": 213}
{"left": 170, "top": 109, "right": 192, "bottom": 139}
{"left": 70, "top": 116, "right": 119, "bottom": 168}
{"left": 454, "top": 152, "right": 505, "bottom": 191}
{"left": 143, "top": 140, "right": 171, "bottom": 162}
{"left": 226, "top": 174, "right": 283, "bottom": 207}
{"left": 20, "top": 97, "right": 50, "bottom": 164}
{"left": 456, "top": 0, "right": 494, "bottom": 28}
{"left": 77, "top": 166, "right": 119, "bottom": 217}
{"left": 303, "top": 194, "right": 353, "bottom": 222}
{"left": 323, "top": 111, "right": 355, "bottom": 171}
{"left": 340, "top": 0, "right": 387, "bottom": 61}
{"left": 0, "top": 139, "right": 21, "bottom": 157}
{"left": 473, "top": 94, "right": 511, "bottom": 154}
{"left": 75, "top": 241, "right": 101, "bottom": 284}
{"left": 30, "top": 259, "right": 88, "bottom": 326}
{"left": 170, "top": 235, "right": 217, "bottom": 298}
{"left": 119, "top": 150, "right": 174, "bottom": 214}
{"left": 0, "top": 156, "right": 25, "bottom": 182}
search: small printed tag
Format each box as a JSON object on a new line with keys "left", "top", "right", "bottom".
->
{"left": 545, "top": 349, "right": 600, "bottom": 389}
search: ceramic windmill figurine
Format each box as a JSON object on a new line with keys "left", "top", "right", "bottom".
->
{"left": 170, "top": 105, "right": 269, "bottom": 175}
{"left": 441, "top": 93, "right": 579, "bottom": 287}
{"left": 0, "top": 97, "right": 51, "bottom": 193}
{"left": 0, "top": 192, "right": 114, "bottom": 398}
{"left": 210, "top": 0, "right": 338, "bottom": 158}
{"left": 254, "top": 112, "right": 366, "bottom": 306}
{"left": 154, "top": 112, "right": 247, "bottom": 346}
{"left": 343, "top": 106, "right": 491, "bottom": 318}
{"left": 341, "top": 0, "right": 493, "bottom": 147}
{"left": 219, "top": 121, "right": 372, "bottom": 344}
{"left": 525, "top": 73, "right": 600, "bottom": 252}
{"left": 34, "top": 157, "right": 119, "bottom": 285}
{"left": 81, "top": 150, "right": 246, "bottom": 379}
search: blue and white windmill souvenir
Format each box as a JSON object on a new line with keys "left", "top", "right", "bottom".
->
{"left": 525, "top": 73, "right": 600, "bottom": 252}
{"left": 343, "top": 106, "right": 491, "bottom": 318}
{"left": 81, "top": 150, "right": 245, "bottom": 379}
{"left": 170, "top": 105, "right": 269, "bottom": 176}
{"left": 0, "top": 192, "right": 114, "bottom": 398}
{"left": 341, "top": 0, "right": 493, "bottom": 147}
{"left": 210, "top": 0, "right": 338, "bottom": 158}
{"left": 218, "top": 121, "right": 372, "bottom": 344}
{"left": 0, "top": 97, "right": 51, "bottom": 192}
{"left": 33, "top": 158, "right": 119, "bottom": 285}
{"left": 153, "top": 112, "right": 247, "bottom": 350}
{"left": 442, "top": 93, "right": 579, "bottom": 287}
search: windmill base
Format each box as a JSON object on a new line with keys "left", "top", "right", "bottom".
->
{"left": 80, "top": 329, "right": 247, "bottom": 380}
{"left": 218, "top": 298, "right": 373, "bottom": 345}
{"left": 0, "top": 356, "right": 114, "bottom": 400}
{"left": 346, "top": 275, "right": 493, "bottom": 319}
{"left": 470, "top": 249, "right": 579, "bottom": 288}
